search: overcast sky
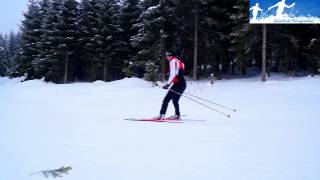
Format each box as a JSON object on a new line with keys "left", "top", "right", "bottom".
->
{"left": 0, "top": 0, "right": 29, "bottom": 34}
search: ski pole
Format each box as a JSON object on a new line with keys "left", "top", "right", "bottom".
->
{"left": 261, "top": 9, "right": 270, "bottom": 19}
{"left": 290, "top": 5, "right": 294, "bottom": 17}
{"left": 168, "top": 89, "right": 231, "bottom": 118}
{"left": 182, "top": 92, "right": 237, "bottom": 112}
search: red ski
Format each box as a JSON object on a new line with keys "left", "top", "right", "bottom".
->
{"left": 124, "top": 117, "right": 205, "bottom": 123}
{"left": 124, "top": 118, "right": 183, "bottom": 123}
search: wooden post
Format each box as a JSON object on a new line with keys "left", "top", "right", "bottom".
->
{"left": 193, "top": 0, "right": 199, "bottom": 81}
{"left": 261, "top": 24, "right": 267, "bottom": 82}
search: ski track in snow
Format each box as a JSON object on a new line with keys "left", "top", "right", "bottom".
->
{"left": 1, "top": 75, "right": 320, "bottom": 180}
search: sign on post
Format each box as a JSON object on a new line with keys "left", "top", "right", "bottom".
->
{"left": 249, "top": 0, "right": 320, "bottom": 24}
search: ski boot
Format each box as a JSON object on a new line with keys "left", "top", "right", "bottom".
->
{"left": 153, "top": 114, "right": 165, "bottom": 120}
{"left": 167, "top": 115, "right": 181, "bottom": 120}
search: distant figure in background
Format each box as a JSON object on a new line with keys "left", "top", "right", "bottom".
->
{"left": 250, "top": 3, "right": 263, "bottom": 21}
{"left": 268, "top": 0, "right": 295, "bottom": 18}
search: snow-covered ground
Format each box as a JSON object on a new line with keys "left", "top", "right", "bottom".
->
{"left": 1, "top": 75, "right": 320, "bottom": 180}
{"left": 250, "top": 14, "right": 320, "bottom": 24}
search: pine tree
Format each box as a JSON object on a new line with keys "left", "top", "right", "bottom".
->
{"left": 269, "top": 25, "right": 320, "bottom": 76}
{"left": 131, "top": 0, "right": 177, "bottom": 81}
{"left": 144, "top": 60, "right": 160, "bottom": 81}
{"left": 95, "top": 0, "right": 124, "bottom": 81}
{"left": 168, "top": 0, "right": 233, "bottom": 79}
{"left": 38, "top": 0, "right": 80, "bottom": 83}
{"left": 172, "top": 1, "right": 194, "bottom": 76}
{"left": 198, "top": 0, "right": 233, "bottom": 78}
{"left": 77, "top": 0, "right": 100, "bottom": 81}
{"left": 34, "top": 0, "right": 64, "bottom": 82}
{"left": 18, "top": 0, "right": 43, "bottom": 79}
{"left": 119, "top": 0, "right": 142, "bottom": 77}
{"left": 78, "top": 0, "right": 123, "bottom": 81}
{"left": 0, "top": 34, "right": 9, "bottom": 76}
{"left": 60, "top": 0, "right": 80, "bottom": 83}
{"left": 33, "top": 0, "right": 52, "bottom": 79}
{"left": 305, "top": 31, "right": 320, "bottom": 75}
{"left": 7, "top": 32, "right": 22, "bottom": 76}
{"left": 229, "top": 0, "right": 259, "bottom": 75}
{"left": 9, "top": 32, "right": 22, "bottom": 77}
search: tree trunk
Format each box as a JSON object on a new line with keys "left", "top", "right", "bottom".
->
{"left": 204, "top": 32, "right": 209, "bottom": 77}
{"left": 64, "top": 51, "right": 69, "bottom": 84}
{"left": 103, "top": 57, "right": 107, "bottom": 82}
{"left": 261, "top": 24, "right": 267, "bottom": 82}
{"left": 231, "top": 61, "right": 234, "bottom": 75}
{"left": 160, "top": 29, "right": 165, "bottom": 81}
{"left": 193, "top": 0, "right": 199, "bottom": 81}
{"left": 267, "top": 59, "right": 271, "bottom": 77}
{"left": 0, "top": 61, "right": 9, "bottom": 74}
{"left": 241, "top": 62, "right": 246, "bottom": 75}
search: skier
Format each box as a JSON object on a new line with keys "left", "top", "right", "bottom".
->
{"left": 155, "top": 51, "right": 186, "bottom": 120}
{"left": 268, "top": 0, "right": 295, "bottom": 18}
{"left": 250, "top": 3, "right": 263, "bottom": 21}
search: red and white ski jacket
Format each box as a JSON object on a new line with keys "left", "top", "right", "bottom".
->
{"left": 168, "top": 57, "right": 185, "bottom": 84}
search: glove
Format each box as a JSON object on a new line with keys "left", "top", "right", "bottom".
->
{"left": 162, "top": 84, "right": 170, "bottom": 89}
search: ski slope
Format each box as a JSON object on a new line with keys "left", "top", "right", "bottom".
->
{"left": 1, "top": 75, "right": 320, "bottom": 180}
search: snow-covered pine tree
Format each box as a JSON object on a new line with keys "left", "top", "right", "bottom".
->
{"left": 198, "top": 0, "right": 233, "bottom": 78}
{"left": 33, "top": 0, "right": 63, "bottom": 82}
{"left": 266, "top": 25, "right": 316, "bottom": 77}
{"left": 77, "top": 0, "right": 100, "bottom": 81}
{"left": 78, "top": 0, "right": 123, "bottom": 81}
{"left": 144, "top": 60, "right": 160, "bottom": 82}
{"left": 18, "top": 0, "right": 43, "bottom": 79}
{"left": 8, "top": 32, "right": 22, "bottom": 77}
{"left": 59, "top": 0, "right": 80, "bottom": 83}
{"left": 173, "top": 0, "right": 194, "bottom": 69}
{"left": 95, "top": 0, "right": 124, "bottom": 81}
{"left": 119, "top": 0, "right": 142, "bottom": 77}
{"left": 8, "top": 32, "right": 15, "bottom": 62}
{"left": 131, "top": 0, "right": 177, "bottom": 81}
{"left": 7, "top": 31, "right": 22, "bottom": 76}
{"left": 40, "top": 0, "right": 80, "bottom": 83}
{"left": 229, "top": 0, "right": 258, "bottom": 75}
{"left": 0, "top": 34, "right": 9, "bottom": 76}
{"left": 32, "top": 0, "right": 52, "bottom": 79}
{"left": 79, "top": 0, "right": 102, "bottom": 81}
{"left": 305, "top": 38, "right": 320, "bottom": 75}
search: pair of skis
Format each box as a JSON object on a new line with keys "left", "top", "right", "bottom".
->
{"left": 124, "top": 117, "right": 205, "bottom": 123}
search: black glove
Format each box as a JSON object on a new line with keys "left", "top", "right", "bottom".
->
{"left": 162, "top": 84, "right": 170, "bottom": 89}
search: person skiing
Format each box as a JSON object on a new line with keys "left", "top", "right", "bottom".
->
{"left": 250, "top": 3, "right": 263, "bottom": 21}
{"left": 268, "top": 0, "right": 295, "bottom": 18}
{"left": 155, "top": 51, "right": 186, "bottom": 120}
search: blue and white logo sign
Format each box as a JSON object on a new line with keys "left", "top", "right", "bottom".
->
{"left": 249, "top": 0, "right": 320, "bottom": 24}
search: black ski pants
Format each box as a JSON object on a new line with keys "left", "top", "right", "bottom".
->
{"left": 160, "top": 81, "right": 186, "bottom": 116}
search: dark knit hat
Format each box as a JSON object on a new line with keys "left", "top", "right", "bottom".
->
{"left": 165, "top": 51, "right": 176, "bottom": 57}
